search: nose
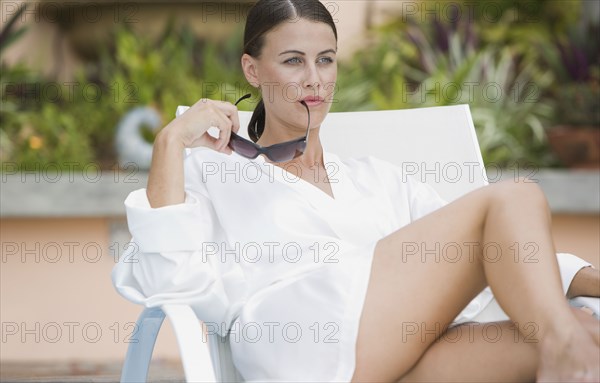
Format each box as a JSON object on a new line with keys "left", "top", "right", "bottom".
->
{"left": 302, "top": 63, "right": 320, "bottom": 90}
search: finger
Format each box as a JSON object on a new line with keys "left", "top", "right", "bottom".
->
{"left": 203, "top": 110, "right": 229, "bottom": 151}
{"left": 217, "top": 118, "right": 233, "bottom": 153}
{"left": 190, "top": 132, "right": 218, "bottom": 150}
{"left": 216, "top": 101, "right": 241, "bottom": 134}
{"left": 219, "top": 140, "right": 233, "bottom": 155}
{"left": 208, "top": 112, "right": 232, "bottom": 153}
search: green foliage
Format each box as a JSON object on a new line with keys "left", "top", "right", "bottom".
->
{"left": 551, "top": 82, "right": 600, "bottom": 127}
{"left": 399, "top": 28, "right": 555, "bottom": 167}
{"left": 101, "top": 21, "right": 255, "bottom": 115}
{"left": 333, "top": 0, "right": 588, "bottom": 168}
{"left": 536, "top": 1, "right": 600, "bottom": 127}
{"left": 2, "top": 21, "right": 257, "bottom": 170}
{"left": 1, "top": 62, "right": 126, "bottom": 168}
{"left": 3, "top": 1, "right": 595, "bottom": 169}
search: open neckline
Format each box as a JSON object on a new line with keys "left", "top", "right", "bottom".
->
{"left": 253, "top": 150, "right": 340, "bottom": 202}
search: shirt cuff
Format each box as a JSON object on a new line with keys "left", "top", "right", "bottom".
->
{"left": 556, "top": 252, "right": 593, "bottom": 294}
{"left": 124, "top": 188, "right": 218, "bottom": 253}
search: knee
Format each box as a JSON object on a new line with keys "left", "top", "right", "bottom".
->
{"left": 492, "top": 178, "right": 548, "bottom": 210}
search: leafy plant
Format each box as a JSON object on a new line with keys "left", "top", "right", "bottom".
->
{"left": 2, "top": 20, "right": 259, "bottom": 170}
{"left": 539, "top": 6, "right": 600, "bottom": 127}
{"left": 403, "top": 21, "right": 555, "bottom": 167}
{"left": 336, "top": 5, "right": 557, "bottom": 167}
{"left": 3, "top": 1, "right": 592, "bottom": 169}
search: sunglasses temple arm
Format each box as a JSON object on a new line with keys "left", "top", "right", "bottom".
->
{"left": 301, "top": 101, "right": 311, "bottom": 142}
{"left": 234, "top": 93, "right": 252, "bottom": 106}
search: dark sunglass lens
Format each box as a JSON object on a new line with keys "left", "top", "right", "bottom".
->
{"left": 267, "top": 145, "right": 295, "bottom": 162}
{"left": 229, "top": 136, "right": 260, "bottom": 159}
{"left": 291, "top": 142, "right": 307, "bottom": 160}
{"left": 268, "top": 142, "right": 307, "bottom": 162}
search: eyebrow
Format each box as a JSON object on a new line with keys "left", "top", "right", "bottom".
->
{"left": 279, "top": 49, "right": 337, "bottom": 56}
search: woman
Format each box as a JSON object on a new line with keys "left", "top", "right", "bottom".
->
{"left": 113, "top": 0, "right": 600, "bottom": 381}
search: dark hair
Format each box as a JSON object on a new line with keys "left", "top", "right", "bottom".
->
{"left": 243, "top": 0, "right": 338, "bottom": 142}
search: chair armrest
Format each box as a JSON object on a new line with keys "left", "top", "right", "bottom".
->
{"left": 162, "top": 304, "right": 217, "bottom": 382}
{"left": 120, "top": 305, "right": 217, "bottom": 383}
{"left": 120, "top": 307, "right": 166, "bottom": 383}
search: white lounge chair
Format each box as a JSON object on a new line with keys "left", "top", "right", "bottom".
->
{"left": 119, "top": 105, "right": 599, "bottom": 383}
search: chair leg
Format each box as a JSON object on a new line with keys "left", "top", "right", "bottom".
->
{"left": 120, "top": 307, "right": 166, "bottom": 383}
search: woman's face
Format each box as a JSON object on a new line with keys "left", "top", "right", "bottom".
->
{"left": 243, "top": 18, "right": 338, "bottom": 135}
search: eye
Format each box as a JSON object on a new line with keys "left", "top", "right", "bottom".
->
{"left": 318, "top": 56, "right": 335, "bottom": 64}
{"left": 284, "top": 57, "right": 302, "bottom": 64}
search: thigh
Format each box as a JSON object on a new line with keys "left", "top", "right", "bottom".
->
{"left": 398, "top": 320, "right": 538, "bottom": 382}
{"left": 352, "top": 182, "right": 515, "bottom": 382}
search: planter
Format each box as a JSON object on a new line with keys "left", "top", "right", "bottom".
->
{"left": 547, "top": 126, "right": 600, "bottom": 169}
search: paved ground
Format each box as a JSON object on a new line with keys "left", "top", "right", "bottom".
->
{"left": 0, "top": 360, "right": 185, "bottom": 382}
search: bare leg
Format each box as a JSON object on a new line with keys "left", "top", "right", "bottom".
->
{"left": 398, "top": 308, "right": 599, "bottom": 383}
{"left": 568, "top": 267, "right": 600, "bottom": 299}
{"left": 572, "top": 308, "right": 600, "bottom": 345}
{"left": 350, "top": 180, "right": 599, "bottom": 382}
{"left": 399, "top": 321, "right": 538, "bottom": 382}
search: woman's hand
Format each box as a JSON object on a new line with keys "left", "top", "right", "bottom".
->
{"left": 146, "top": 98, "right": 240, "bottom": 208}
{"left": 160, "top": 98, "right": 241, "bottom": 154}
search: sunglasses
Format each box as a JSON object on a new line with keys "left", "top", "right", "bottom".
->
{"left": 229, "top": 93, "right": 311, "bottom": 163}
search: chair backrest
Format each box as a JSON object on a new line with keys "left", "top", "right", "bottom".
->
{"left": 232, "top": 104, "right": 487, "bottom": 202}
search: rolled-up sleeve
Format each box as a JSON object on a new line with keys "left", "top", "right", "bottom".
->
{"left": 111, "top": 149, "right": 247, "bottom": 335}
{"left": 123, "top": 188, "right": 219, "bottom": 253}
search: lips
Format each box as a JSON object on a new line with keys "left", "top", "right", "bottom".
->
{"left": 301, "top": 96, "right": 324, "bottom": 106}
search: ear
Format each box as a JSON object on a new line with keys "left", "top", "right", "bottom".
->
{"left": 241, "top": 53, "right": 260, "bottom": 88}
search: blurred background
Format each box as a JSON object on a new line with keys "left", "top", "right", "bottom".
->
{"left": 1, "top": 0, "right": 599, "bottom": 381}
